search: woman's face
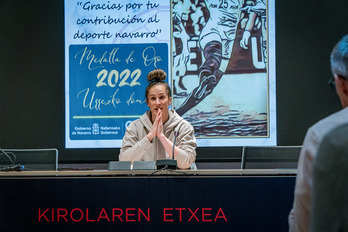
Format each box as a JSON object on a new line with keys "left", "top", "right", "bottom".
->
{"left": 147, "top": 84, "right": 172, "bottom": 122}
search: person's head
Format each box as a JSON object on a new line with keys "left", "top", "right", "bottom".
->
{"left": 145, "top": 69, "right": 172, "bottom": 122}
{"left": 330, "top": 35, "right": 348, "bottom": 108}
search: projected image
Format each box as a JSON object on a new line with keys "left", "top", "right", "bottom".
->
{"left": 172, "top": 0, "right": 270, "bottom": 139}
{"left": 65, "top": 0, "right": 275, "bottom": 148}
{"left": 65, "top": 0, "right": 172, "bottom": 148}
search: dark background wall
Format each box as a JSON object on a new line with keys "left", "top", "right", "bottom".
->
{"left": 0, "top": 0, "right": 347, "bottom": 163}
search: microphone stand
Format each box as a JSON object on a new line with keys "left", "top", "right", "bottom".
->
{"left": 149, "top": 131, "right": 189, "bottom": 176}
{"left": 149, "top": 165, "right": 189, "bottom": 176}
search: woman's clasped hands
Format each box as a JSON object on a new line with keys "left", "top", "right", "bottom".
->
{"left": 147, "top": 109, "right": 165, "bottom": 142}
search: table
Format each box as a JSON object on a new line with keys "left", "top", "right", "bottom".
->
{"left": 0, "top": 169, "right": 296, "bottom": 232}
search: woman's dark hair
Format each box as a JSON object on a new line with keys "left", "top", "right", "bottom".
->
{"left": 145, "top": 69, "right": 171, "bottom": 101}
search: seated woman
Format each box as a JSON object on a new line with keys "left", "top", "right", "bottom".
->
{"left": 119, "top": 69, "right": 197, "bottom": 169}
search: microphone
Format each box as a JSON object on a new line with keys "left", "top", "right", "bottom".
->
{"left": 172, "top": 131, "right": 179, "bottom": 159}
{"left": 156, "top": 131, "right": 178, "bottom": 170}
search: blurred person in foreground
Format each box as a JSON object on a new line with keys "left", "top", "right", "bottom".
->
{"left": 310, "top": 123, "right": 348, "bottom": 232}
{"left": 289, "top": 34, "right": 348, "bottom": 232}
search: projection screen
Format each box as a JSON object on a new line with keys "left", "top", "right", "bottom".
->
{"left": 65, "top": 0, "right": 276, "bottom": 148}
